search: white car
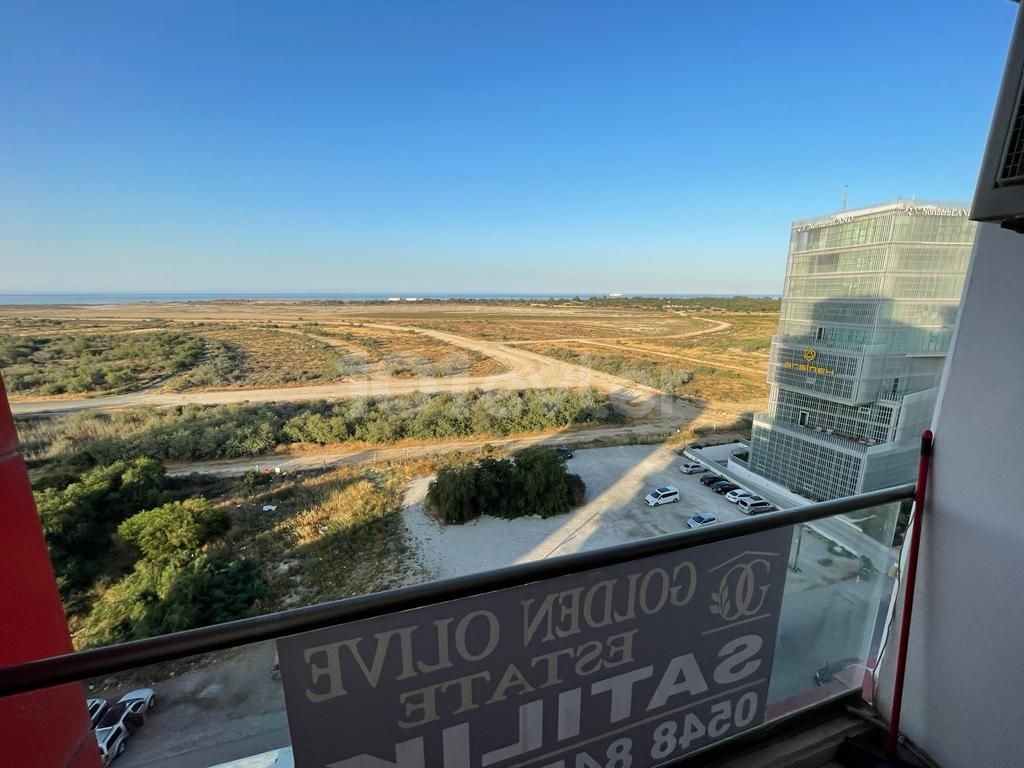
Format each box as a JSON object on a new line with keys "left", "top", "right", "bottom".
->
{"left": 118, "top": 688, "right": 157, "bottom": 713}
{"left": 686, "top": 513, "right": 718, "bottom": 529}
{"left": 725, "top": 488, "right": 754, "bottom": 503}
{"left": 95, "top": 723, "right": 129, "bottom": 765}
{"left": 644, "top": 486, "right": 680, "bottom": 507}
{"left": 679, "top": 462, "right": 707, "bottom": 474}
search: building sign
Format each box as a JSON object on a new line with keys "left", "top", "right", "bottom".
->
{"left": 802, "top": 348, "right": 817, "bottom": 363}
{"left": 276, "top": 528, "right": 792, "bottom": 768}
{"left": 783, "top": 361, "right": 835, "bottom": 375}
{"left": 792, "top": 204, "right": 968, "bottom": 232}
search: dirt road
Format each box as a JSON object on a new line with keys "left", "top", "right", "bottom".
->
{"left": 164, "top": 419, "right": 700, "bottom": 477}
{"left": 9, "top": 324, "right": 694, "bottom": 425}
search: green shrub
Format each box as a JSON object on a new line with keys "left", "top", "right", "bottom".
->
{"left": 35, "top": 458, "right": 169, "bottom": 595}
{"left": 0, "top": 331, "right": 204, "bottom": 395}
{"left": 565, "top": 473, "right": 587, "bottom": 506}
{"left": 426, "top": 448, "right": 584, "bottom": 524}
{"left": 543, "top": 349, "right": 693, "bottom": 395}
{"left": 22, "top": 389, "right": 621, "bottom": 471}
{"left": 425, "top": 465, "right": 481, "bottom": 524}
{"left": 77, "top": 555, "right": 265, "bottom": 647}
{"left": 117, "top": 499, "right": 231, "bottom": 565}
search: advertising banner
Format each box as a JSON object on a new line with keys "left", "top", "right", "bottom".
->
{"left": 277, "top": 526, "right": 792, "bottom": 768}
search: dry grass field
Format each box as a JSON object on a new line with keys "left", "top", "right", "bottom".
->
{"left": 1, "top": 301, "right": 777, "bottom": 432}
{"left": 306, "top": 323, "right": 506, "bottom": 378}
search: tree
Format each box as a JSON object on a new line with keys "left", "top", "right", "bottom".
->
{"left": 36, "top": 457, "right": 169, "bottom": 595}
{"left": 425, "top": 449, "right": 586, "bottom": 524}
{"left": 76, "top": 555, "right": 265, "bottom": 648}
{"left": 425, "top": 466, "right": 479, "bottom": 524}
{"left": 117, "top": 498, "right": 231, "bottom": 565}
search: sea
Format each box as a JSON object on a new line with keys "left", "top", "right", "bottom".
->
{"left": 0, "top": 292, "right": 778, "bottom": 306}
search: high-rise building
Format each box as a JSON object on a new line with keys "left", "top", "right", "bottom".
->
{"left": 746, "top": 200, "right": 976, "bottom": 501}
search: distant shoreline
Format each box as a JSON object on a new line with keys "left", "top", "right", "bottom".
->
{"left": 0, "top": 292, "right": 780, "bottom": 306}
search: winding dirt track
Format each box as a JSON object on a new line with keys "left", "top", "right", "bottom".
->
{"left": 12, "top": 316, "right": 758, "bottom": 477}
{"left": 9, "top": 325, "right": 694, "bottom": 426}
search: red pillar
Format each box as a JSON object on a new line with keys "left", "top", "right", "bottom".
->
{"left": 0, "top": 375, "right": 101, "bottom": 767}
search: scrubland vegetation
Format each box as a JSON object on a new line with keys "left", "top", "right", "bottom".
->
{"left": 0, "top": 331, "right": 204, "bottom": 395}
{"left": 18, "top": 388, "right": 619, "bottom": 472}
{"left": 35, "top": 458, "right": 265, "bottom": 647}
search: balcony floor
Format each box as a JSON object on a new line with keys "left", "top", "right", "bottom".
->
{"left": 688, "top": 704, "right": 872, "bottom": 767}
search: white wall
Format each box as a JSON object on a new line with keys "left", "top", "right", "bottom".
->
{"left": 882, "top": 223, "right": 1024, "bottom": 767}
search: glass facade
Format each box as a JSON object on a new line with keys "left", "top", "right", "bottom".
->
{"left": 749, "top": 200, "right": 976, "bottom": 501}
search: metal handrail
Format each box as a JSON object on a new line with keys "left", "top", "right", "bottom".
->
{"left": 0, "top": 483, "right": 916, "bottom": 698}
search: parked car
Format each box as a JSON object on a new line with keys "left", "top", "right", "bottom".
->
{"left": 86, "top": 698, "right": 108, "bottom": 729}
{"left": 679, "top": 462, "right": 707, "bottom": 474}
{"left": 95, "top": 723, "right": 129, "bottom": 765}
{"left": 725, "top": 488, "right": 754, "bottom": 503}
{"left": 686, "top": 514, "right": 718, "bottom": 529}
{"left": 737, "top": 496, "right": 775, "bottom": 515}
{"left": 550, "top": 447, "right": 574, "bottom": 459}
{"left": 700, "top": 474, "right": 725, "bottom": 486}
{"left": 712, "top": 482, "right": 740, "bottom": 495}
{"left": 118, "top": 688, "right": 156, "bottom": 714}
{"left": 814, "top": 657, "right": 861, "bottom": 685}
{"left": 644, "top": 486, "right": 680, "bottom": 507}
{"left": 96, "top": 701, "right": 145, "bottom": 734}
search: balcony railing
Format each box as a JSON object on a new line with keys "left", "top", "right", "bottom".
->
{"left": 775, "top": 334, "right": 872, "bottom": 354}
{"left": 0, "top": 484, "right": 914, "bottom": 767}
{"left": 753, "top": 414, "right": 883, "bottom": 453}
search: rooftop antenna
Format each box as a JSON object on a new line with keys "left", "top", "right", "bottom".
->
{"left": 841, "top": 184, "right": 848, "bottom": 211}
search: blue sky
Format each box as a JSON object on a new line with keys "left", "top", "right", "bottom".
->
{"left": 0, "top": 1, "right": 1015, "bottom": 295}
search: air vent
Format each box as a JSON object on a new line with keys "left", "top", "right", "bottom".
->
{"left": 998, "top": 76, "right": 1024, "bottom": 185}
{"left": 972, "top": 2, "right": 1024, "bottom": 231}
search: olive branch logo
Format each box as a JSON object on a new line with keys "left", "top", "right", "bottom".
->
{"left": 710, "top": 585, "right": 731, "bottom": 617}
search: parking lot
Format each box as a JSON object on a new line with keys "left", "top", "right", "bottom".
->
{"left": 404, "top": 443, "right": 755, "bottom": 579}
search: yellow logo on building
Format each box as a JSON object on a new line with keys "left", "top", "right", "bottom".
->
{"left": 803, "top": 347, "right": 817, "bottom": 362}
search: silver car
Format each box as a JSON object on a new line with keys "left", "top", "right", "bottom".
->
{"left": 95, "top": 722, "right": 129, "bottom": 765}
{"left": 117, "top": 687, "right": 156, "bottom": 714}
{"left": 86, "top": 698, "right": 108, "bottom": 729}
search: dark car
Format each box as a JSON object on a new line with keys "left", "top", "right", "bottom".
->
{"left": 712, "top": 482, "right": 740, "bottom": 495}
{"left": 814, "top": 657, "right": 861, "bottom": 685}
{"left": 96, "top": 701, "right": 144, "bottom": 734}
{"left": 699, "top": 474, "right": 725, "bottom": 486}
{"left": 550, "top": 447, "right": 574, "bottom": 459}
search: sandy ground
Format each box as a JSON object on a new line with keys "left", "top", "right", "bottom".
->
{"left": 403, "top": 444, "right": 747, "bottom": 579}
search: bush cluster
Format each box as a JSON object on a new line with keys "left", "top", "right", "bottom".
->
{"left": 163, "top": 339, "right": 242, "bottom": 390}
{"left": 36, "top": 461, "right": 264, "bottom": 647}
{"left": 0, "top": 331, "right": 204, "bottom": 395}
{"left": 544, "top": 349, "right": 694, "bottom": 395}
{"left": 36, "top": 458, "right": 169, "bottom": 595}
{"left": 425, "top": 448, "right": 586, "bottom": 524}
{"left": 22, "top": 389, "right": 620, "bottom": 470}
{"left": 76, "top": 554, "right": 264, "bottom": 647}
